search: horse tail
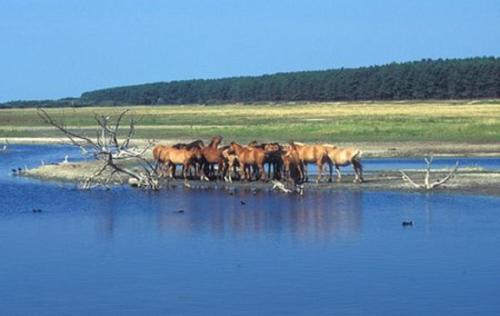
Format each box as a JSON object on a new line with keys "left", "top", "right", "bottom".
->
{"left": 352, "top": 149, "right": 362, "bottom": 161}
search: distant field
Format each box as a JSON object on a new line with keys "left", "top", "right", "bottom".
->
{"left": 1, "top": 101, "right": 499, "bottom": 143}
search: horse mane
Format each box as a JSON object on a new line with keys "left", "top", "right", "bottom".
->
{"left": 186, "top": 140, "right": 204, "bottom": 149}
{"left": 292, "top": 141, "right": 305, "bottom": 146}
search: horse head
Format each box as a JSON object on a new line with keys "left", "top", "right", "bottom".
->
{"left": 209, "top": 135, "right": 223, "bottom": 147}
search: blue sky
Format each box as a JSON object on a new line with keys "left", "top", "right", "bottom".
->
{"left": 1, "top": 0, "right": 499, "bottom": 102}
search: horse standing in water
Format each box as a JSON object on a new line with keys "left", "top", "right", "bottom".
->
{"left": 292, "top": 142, "right": 328, "bottom": 183}
{"left": 323, "top": 145, "right": 363, "bottom": 183}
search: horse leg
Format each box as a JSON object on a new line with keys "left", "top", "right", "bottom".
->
{"left": 303, "top": 162, "right": 309, "bottom": 182}
{"left": 183, "top": 162, "right": 190, "bottom": 181}
{"left": 217, "top": 161, "right": 225, "bottom": 181}
{"left": 299, "top": 163, "right": 305, "bottom": 183}
{"left": 316, "top": 162, "right": 323, "bottom": 183}
{"left": 353, "top": 159, "right": 363, "bottom": 183}
{"left": 259, "top": 163, "right": 267, "bottom": 182}
{"left": 166, "top": 162, "right": 174, "bottom": 179}
{"left": 328, "top": 162, "right": 333, "bottom": 182}
{"left": 240, "top": 164, "right": 247, "bottom": 181}
{"left": 335, "top": 164, "right": 342, "bottom": 182}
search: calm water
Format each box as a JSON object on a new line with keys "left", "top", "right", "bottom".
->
{"left": 1, "top": 145, "right": 499, "bottom": 315}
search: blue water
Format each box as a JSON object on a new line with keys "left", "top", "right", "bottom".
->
{"left": 1, "top": 145, "right": 500, "bottom": 315}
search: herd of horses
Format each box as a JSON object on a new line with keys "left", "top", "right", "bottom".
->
{"left": 152, "top": 136, "right": 363, "bottom": 184}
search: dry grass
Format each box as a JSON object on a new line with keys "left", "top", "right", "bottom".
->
{"left": 1, "top": 101, "right": 499, "bottom": 142}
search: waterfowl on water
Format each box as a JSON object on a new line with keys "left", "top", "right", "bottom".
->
{"left": 402, "top": 221, "right": 413, "bottom": 227}
{"left": 240, "top": 200, "right": 246, "bottom": 205}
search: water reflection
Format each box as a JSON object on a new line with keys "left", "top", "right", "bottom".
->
{"left": 153, "top": 189, "right": 363, "bottom": 242}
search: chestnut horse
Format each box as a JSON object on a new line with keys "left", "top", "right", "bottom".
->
{"left": 172, "top": 140, "right": 205, "bottom": 176}
{"left": 230, "top": 142, "right": 266, "bottom": 181}
{"left": 247, "top": 141, "right": 283, "bottom": 180}
{"left": 153, "top": 145, "right": 204, "bottom": 180}
{"left": 323, "top": 145, "right": 363, "bottom": 183}
{"left": 292, "top": 142, "right": 328, "bottom": 183}
{"left": 200, "top": 136, "right": 224, "bottom": 181}
{"left": 281, "top": 144, "right": 304, "bottom": 183}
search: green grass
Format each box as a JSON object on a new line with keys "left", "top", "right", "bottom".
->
{"left": 1, "top": 101, "right": 499, "bottom": 142}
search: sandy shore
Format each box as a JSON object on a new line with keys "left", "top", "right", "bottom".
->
{"left": 4, "top": 137, "right": 500, "bottom": 158}
{"left": 20, "top": 160, "right": 500, "bottom": 197}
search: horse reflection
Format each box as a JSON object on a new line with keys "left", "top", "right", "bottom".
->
{"left": 155, "top": 190, "right": 363, "bottom": 242}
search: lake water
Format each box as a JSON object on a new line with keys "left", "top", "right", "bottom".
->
{"left": 1, "top": 145, "right": 499, "bottom": 315}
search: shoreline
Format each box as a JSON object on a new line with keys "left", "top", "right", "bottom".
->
{"left": 20, "top": 160, "right": 500, "bottom": 198}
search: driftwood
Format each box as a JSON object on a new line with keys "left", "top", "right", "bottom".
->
{"left": 271, "top": 180, "right": 304, "bottom": 195}
{"left": 37, "top": 108, "right": 160, "bottom": 190}
{"left": 272, "top": 180, "right": 292, "bottom": 193}
{"left": 400, "top": 156, "right": 459, "bottom": 190}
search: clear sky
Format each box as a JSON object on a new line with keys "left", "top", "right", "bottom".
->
{"left": 1, "top": 0, "right": 499, "bottom": 102}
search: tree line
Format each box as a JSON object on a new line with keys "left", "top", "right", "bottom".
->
{"left": 2, "top": 57, "right": 499, "bottom": 108}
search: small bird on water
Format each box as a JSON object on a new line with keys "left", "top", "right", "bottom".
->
{"left": 240, "top": 200, "right": 246, "bottom": 205}
{"left": 402, "top": 220, "right": 413, "bottom": 227}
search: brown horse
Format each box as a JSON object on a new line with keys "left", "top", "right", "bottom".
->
{"left": 281, "top": 144, "right": 304, "bottom": 183}
{"left": 153, "top": 145, "right": 204, "bottom": 180}
{"left": 171, "top": 140, "right": 205, "bottom": 176}
{"left": 230, "top": 142, "right": 266, "bottom": 181}
{"left": 323, "top": 145, "right": 363, "bottom": 183}
{"left": 200, "top": 136, "right": 224, "bottom": 181}
{"left": 247, "top": 141, "right": 283, "bottom": 180}
{"left": 292, "top": 142, "right": 328, "bottom": 183}
{"left": 153, "top": 144, "right": 169, "bottom": 176}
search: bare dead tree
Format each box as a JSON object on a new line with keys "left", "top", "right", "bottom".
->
{"left": 37, "top": 108, "right": 160, "bottom": 190}
{"left": 400, "top": 156, "right": 459, "bottom": 190}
